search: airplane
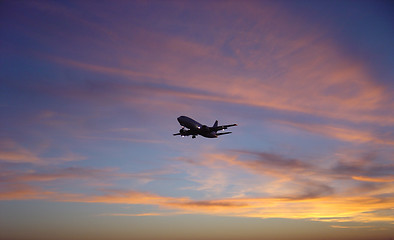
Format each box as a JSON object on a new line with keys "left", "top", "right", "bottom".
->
{"left": 173, "top": 116, "right": 237, "bottom": 138}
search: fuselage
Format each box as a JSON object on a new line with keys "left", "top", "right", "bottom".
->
{"left": 177, "top": 116, "right": 217, "bottom": 138}
{"left": 177, "top": 116, "right": 202, "bottom": 129}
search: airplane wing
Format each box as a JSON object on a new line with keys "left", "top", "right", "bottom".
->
{"left": 211, "top": 124, "right": 237, "bottom": 132}
{"left": 216, "top": 132, "right": 232, "bottom": 136}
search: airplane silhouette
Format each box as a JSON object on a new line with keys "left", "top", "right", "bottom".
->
{"left": 173, "top": 116, "right": 237, "bottom": 138}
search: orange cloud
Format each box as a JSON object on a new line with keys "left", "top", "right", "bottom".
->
{"left": 166, "top": 150, "right": 394, "bottom": 223}
{"left": 0, "top": 140, "right": 43, "bottom": 164}
{"left": 0, "top": 139, "right": 86, "bottom": 165}
{"left": 1, "top": 175, "right": 392, "bottom": 224}
{"left": 13, "top": 167, "right": 114, "bottom": 182}
{"left": 23, "top": 189, "right": 394, "bottom": 223}
{"left": 330, "top": 225, "right": 374, "bottom": 229}
{"left": 11, "top": 148, "right": 381, "bottom": 224}
{"left": 0, "top": 183, "right": 53, "bottom": 200}
{"left": 352, "top": 176, "right": 394, "bottom": 183}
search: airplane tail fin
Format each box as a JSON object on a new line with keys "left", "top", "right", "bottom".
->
{"left": 213, "top": 120, "right": 218, "bottom": 128}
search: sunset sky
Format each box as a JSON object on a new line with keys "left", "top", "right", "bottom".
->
{"left": 1, "top": 0, "right": 393, "bottom": 239}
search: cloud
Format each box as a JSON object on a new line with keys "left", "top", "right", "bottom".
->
{"left": 330, "top": 225, "right": 374, "bottom": 229}
{"left": 0, "top": 140, "right": 86, "bottom": 164}
{"left": 171, "top": 148, "right": 393, "bottom": 205}
{"left": 212, "top": 151, "right": 315, "bottom": 180}
{"left": 0, "top": 183, "right": 49, "bottom": 200}
{"left": 0, "top": 140, "right": 43, "bottom": 164}
{"left": 100, "top": 213, "right": 164, "bottom": 217}
{"left": 352, "top": 176, "right": 394, "bottom": 183}
{"left": 277, "top": 120, "right": 394, "bottom": 145}
{"left": 77, "top": 135, "right": 165, "bottom": 144}
{"left": 222, "top": 149, "right": 394, "bottom": 185}
{"left": 20, "top": 0, "right": 390, "bottom": 127}
{"left": 9, "top": 186, "right": 394, "bottom": 223}
{"left": 48, "top": 55, "right": 163, "bottom": 80}
{"left": 9, "top": 0, "right": 394, "bottom": 127}
{"left": 1, "top": 137, "right": 392, "bottom": 224}
{"left": 7, "top": 167, "right": 114, "bottom": 182}
{"left": 1, "top": 164, "right": 176, "bottom": 187}
{"left": 1, "top": 171, "right": 393, "bottom": 224}
{"left": 77, "top": 189, "right": 177, "bottom": 205}
{"left": 44, "top": 37, "right": 394, "bottom": 127}
{"left": 331, "top": 155, "right": 394, "bottom": 180}
{"left": 173, "top": 200, "right": 248, "bottom": 208}
{"left": 165, "top": 150, "right": 394, "bottom": 222}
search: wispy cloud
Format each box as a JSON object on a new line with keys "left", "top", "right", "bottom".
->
{"left": 0, "top": 140, "right": 86, "bottom": 164}
{"left": 3, "top": 167, "right": 114, "bottom": 183}
{"left": 165, "top": 149, "right": 394, "bottom": 222}
{"left": 276, "top": 120, "right": 394, "bottom": 145}
{"left": 10, "top": 0, "right": 394, "bottom": 127}
{"left": 2, "top": 183, "right": 391, "bottom": 224}
{"left": 0, "top": 145, "right": 42, "bottom": 164}
{"left": 1, "top": 149, "right": 392, "bottom": 224}
{"left": 352, "top": 176, "right": 394, "bottom": 183}
{"left": 100, "top": 212, "right": 164, "bottom": 217}
{"left": 41, "top": 33, "right": 394, "bottom": 127}
{"left": 330, "top": 225, "right": 374, "bottom": 229}
{"left": 0, "top": 183, "right": 49, "bottom": 200}
{"left": 77, "top": 135, "right": 165, "bottom": 144}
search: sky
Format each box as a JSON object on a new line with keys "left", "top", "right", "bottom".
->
{"left": 1, "top": 0, "right": 393, "bottom": 239}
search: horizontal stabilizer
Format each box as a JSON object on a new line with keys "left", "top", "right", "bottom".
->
{"left": 211, "top": 123, "right": 237, "bottom": 131}
{"left": 216, "top": 132, "right": 232, "bottom": 136}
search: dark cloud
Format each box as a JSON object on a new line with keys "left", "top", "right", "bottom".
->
{"left": 330, "top": 157, "right": 394, "bottom": 179}
{"left": 173, "top": 200, "right": 248, "bottom": 208}
{"left": 279, "top": 179, "right": 335, "bottom": 200}
{"left": 229, "top": 149, "right": 393, "bottom": 201}
{"left": 232, "top": 150, "right": 313, "bottom": 174}
{"left": 233, "top": 149, "right": 393, "bottom": 181}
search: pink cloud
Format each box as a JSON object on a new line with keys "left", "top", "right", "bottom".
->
{"left": 43, "top": 33, "right": 394, "bottom": 126}
{"left": 0, "top": 140, "right": 44, "bottom": 164}
{"left": 0, "top": 140, "right": 86, "bottom": 164}
{"left": 23, "top": 0, "right": 393, "bottom": 127}
{"left": 276, "top": 120, "right": 394, "bottom": 145}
